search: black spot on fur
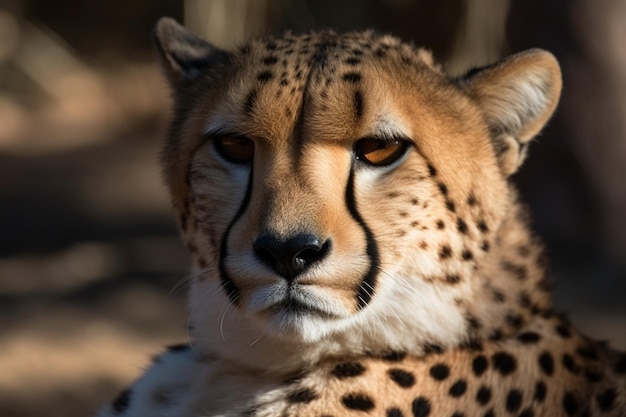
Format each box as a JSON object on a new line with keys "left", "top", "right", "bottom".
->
{"left": 492, "top": 352, "right": 517, "bottom": 375}
{"left": 461, "top": 250, "right": 473, "bottom": 260}
{"left": 457, "top": 218, "right": 468, "bottom": 234}
{"left": 112, "top": 389, "right": 131, "bottom": 414}
{"left": 412, "top": 397, "right": 431, "bottom": 417}
{"left": 501, "top": 260, "right": 528, "bottom": 280}
{"left": 429, "top": 363, "right": 450, "bottom": 380}
{"left": 389, "top": 369, "right": 416, "bottom": 388}
{"left": 505, "top": 389, "right": 523, "bottom": 412}
{"left": 345, "top": 57, "right": 361, "bottom": 65}
{"left": 481, "top": 241, "right": 490, "bottom": 252}
{"left": 476, "top": 386, "right": 491, "bottom": 405}
{"left": 538, "top": 351, "right": 554, "bottom": 375}
{"left": 518, "top": 245, "right": 531, "bottom": 257}
{"left": 491, "top": 288, "right": 506, "bottom": 302}
{"left": 467, "top": 193, "right": 477, "bottom": 206}
{"left": 387, "top": 408, "right": 404, "bottom": 417}
{"left": 341, "top": 393, "right": 375, "bottom": 411}
{"left": 354, "top": 90, "right": 364, "bottom": 120}
{"left": 287, "top": 388, "right": 318, "bottom": 404}
{"left": 445, "top": 200, "right": 456, "bottom": 212}
{"left": 518, "top": 292, "right": 532, "bottom": 309}
{"left": 437, "top": 182, "right": 448, "bottom": 195}
{"left": 331, "top": 362, "right": 366, "bottom": 379}
{"left": 506, "top": 313, "right": 524, "bottom": 329}
{"left": 472, "top": 355, "right": 488, "bottom": 376}
{"left": 465, "top": 314, "right": 482, "bottom": 330}
{"left": 489, "top": 329, "right": 503, "bottom": 341}
{"left": 534, "top": 381, "right": 547, "bottom": 402}
{"left": 596, "top": 388, "right": 617, "bottom": 412}
{"left": 262, "top": 55, "right": 278, "bottom": 65}
{"left": 448, "top": 380, "right": 467, "bottom": 397}
{"left": 575, "top": 346, "right": 598, "bottom": 360}
{"left": 556, "top": 324, "right": 572, "bottom": 338}
{"left": 427, "top": 163, "right": 437, "bottom": 177}
{"left": 477, "top": 220, "right": 489, "bottom": 233}
{"left": 343, "top": 72, "right": 361, "bottom": 83}
{"left": 436, "top": 220, "right": 445, "bottom": 229}
{"left": 562, "top": 392, "right": 579, "bottom": 416}
{"left": 439, "top": 245, "right": 452, "bottom": 259}
{"left": 562, "top": 353, "right": 581, "bottom": 375}
{"left": 445, "top": 274, "right": 461, "bottom": 284}
{"left": 517, "top": 331, "right": 541, "bottom": 344}
{"left": 584, "top": 368, "right": 603, "bottom": 383}
{"left": 461, "top": 339, "right": 483, "bottom": 351}
{"left": 256, "top": 71, "right": 274, "bottom": 83}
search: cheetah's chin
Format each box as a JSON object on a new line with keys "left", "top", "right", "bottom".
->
{"left": 242, "top": 284, "right": 355, "bottom": 340}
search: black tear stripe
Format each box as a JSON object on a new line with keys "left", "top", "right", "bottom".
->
{"left": 218, "top": 167, "right": 254, "bottom": 304}
{"left": 345, "top": 166, "right": 381, "bottom": 309}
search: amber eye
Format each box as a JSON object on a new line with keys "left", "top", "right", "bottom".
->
{"left": 355, "top": 138, "right": 409, "bottom": 166}
{"left": 214, "top": 136, "right": 255, "bottom": 164}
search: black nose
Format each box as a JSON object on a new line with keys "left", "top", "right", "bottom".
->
{"left": 253, "top": 233, "right": 331, "bottom": 281}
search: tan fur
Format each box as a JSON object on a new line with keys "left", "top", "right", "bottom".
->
{"left": 95, "top": 18, "right": 626, "bottom": 417}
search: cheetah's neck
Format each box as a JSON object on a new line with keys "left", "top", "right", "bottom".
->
{"left": 464, "top": 189, "right": 553, "bottom": 344}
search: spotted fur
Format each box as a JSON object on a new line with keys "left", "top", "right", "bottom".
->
{"left": 95, "top": 18, "right": 626, "bottom": 417}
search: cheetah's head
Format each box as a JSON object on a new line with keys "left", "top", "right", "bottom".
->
{"left": 154, "top": 18, "right": 561, "bottom": 370}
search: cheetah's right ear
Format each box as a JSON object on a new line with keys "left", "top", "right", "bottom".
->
{"left": 462, "top": 49, "right": 562, "bottom": 176}
{"left": 153, "top": 17, "right": 229, "bottom": 87}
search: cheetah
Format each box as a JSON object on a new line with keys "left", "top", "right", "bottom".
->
{"left": 95, "top": 17, "right": 626, "bottom": 417}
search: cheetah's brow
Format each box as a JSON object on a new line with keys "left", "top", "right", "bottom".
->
{"left": 369, "top": 116, "right": 412, "bottom": 142}
{"left": 203, "top": 118, "right": 234, "bottom": 138}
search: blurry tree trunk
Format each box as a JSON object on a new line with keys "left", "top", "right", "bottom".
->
{"left": 565, "top": 0, "right": 626, "bottom": 261}
{"left": 184, "top": 0, "right": 272, "bottom": 47}
{"left": 446, "top": 0, "right": 510, "bottom": 74}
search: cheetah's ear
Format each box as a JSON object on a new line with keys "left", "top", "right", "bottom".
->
{"left": 462, "top": 49, "right": 562, "bottom": 176}
{"left": 153, "top": 17, "right": 229, "bottom": 87}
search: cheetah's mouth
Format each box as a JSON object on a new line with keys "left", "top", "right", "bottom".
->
{"left": 263, "top": 286, "right": 340, "bottom": 320}
{"left": 270, "top": 298, "right": 334, "bottom": 319}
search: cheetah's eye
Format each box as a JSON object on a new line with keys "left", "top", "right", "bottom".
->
{"left": 354, "top": 138, "right": 409, "bottom": 166}
{"left": 214, "top": 136, "right": 255, "bottom": 164}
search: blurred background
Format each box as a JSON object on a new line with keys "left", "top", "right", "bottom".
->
{"left": 0, "top": 1, "right": 624, "bottom": 416}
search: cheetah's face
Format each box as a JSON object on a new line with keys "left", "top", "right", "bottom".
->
{"left": 154, "top": 19, "right": 561, "bottom": 356}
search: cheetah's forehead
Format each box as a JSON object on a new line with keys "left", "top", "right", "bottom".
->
{"left": 203, "top": 31, "right": 440, "bottom": 144}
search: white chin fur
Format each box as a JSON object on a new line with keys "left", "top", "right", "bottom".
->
{"left": 189, "top": 271, "right": 467, "bottom": 372}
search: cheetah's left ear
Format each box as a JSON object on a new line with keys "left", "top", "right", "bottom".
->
{"left": 153, "top": 17, "right": 230, "bottom": 88}
{"left": 462, "top": 49, "right": 562, "bottom": 176}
